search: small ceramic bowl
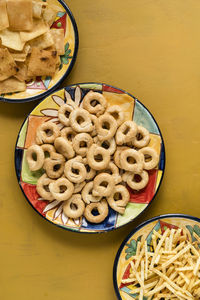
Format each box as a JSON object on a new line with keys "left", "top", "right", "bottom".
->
{"left": 0, "top": 0, "right": 78, "bottom": 103}
{"left": 15, "top": 82, "right": 165, "bottom": 233}
{"left": 113, "top": 214, "right": 200, "bottom": 300}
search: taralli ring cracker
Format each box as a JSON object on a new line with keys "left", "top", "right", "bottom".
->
{"left": 25, "top": 86, "right": 161, "bottom": 225}
{"left": 82, "top": 90, "right": 107, "bottom": 116}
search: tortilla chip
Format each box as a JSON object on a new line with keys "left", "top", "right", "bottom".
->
{"left": 27, "top": 47, "right": 58, "bottom": 77}
{"left": 0, "top": 77, "right": 26, "bottom": 94}
{"left": 42, "top": 7, "right": 57, "bottom": 26}
{"left": 28, "top": 30, "right": 54, "bottom": 50}
{"left": 32, "top": 1, "right": 47, "bottom": 19}
{"left": 0, "top": 29, "right": 25, "bottom": 51}
{"left": 0, "top": 48, "right": 18, "bottom": 81}
{"left": 15, "top": 62, "right": 28, "bottom": 81}
{"left": 0, "top": 0, "right": 9, "bottom": 31}
{"left": 50, "top": 29, "right": 65, "bottom": 55}
{"left": 20, "top": 18, "right": 49, "bottom": 42}
{"left": 7, "top": 0, "right": 33, "bottom": 31}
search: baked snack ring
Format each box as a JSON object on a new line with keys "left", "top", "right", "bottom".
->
{"left": 26, "top": 144, "right": 45, "bottom": 171}
{"left": 97, "top": 137, "right": 116, "bottom": 155}
{"left": 58, "top": 104, "right": 74, "bottom": 127}
{"left": 82, "top": 181, "right": 102, "bottom": 204}
{"left": 63, "top": 194, "right": 85, "bottom": 219}
{"left": 83, "top": 158, "right": 96, "bottom": 181}
{"left": 138, "top": 147, "right": 159, "bottom": 170}
{"left": 36, "top": 173, "right": 54, "bottom": 201}
{"left": 116, "top": 120, "right": 137, "bottom": 145}
{"left": 84, "top": 199, "right": 108, "bottom": 223}
{"left": 64, "top": 156, "right": 86, "bottom": 183}
{"left": 49, "top": 177, "right": 74, "bottom": 201}
{"left": 73, "top": 181, "right": 86, "bottom": 194}
{"left": 101, "top": 162, "right": 121, "bottom": 184}
{"left": 126, "top": 170, "right": 149, "bottom": 190}
{"left": 92, "top": 173, "right": 115, "bottom": 197}
{"left": 106, "top": 105, "right": 125, "bottom": 127}
{"left": 87, "top": 144, "right": 110, "bottom": 171}
{"left": 69, "top": 108, "right": 93, "bottom": 133}
{"left": 120, "top": 148, "right": 144, "bottom": 173}
{"left": 60, "top": 127, "right": 76, "bottom": 144}
{"left": 132, "top": 125, "right": 150, "bottom": 148}
{"left": 36, "top": 121, "right": 60, "bottom": 144}
{"left": 43, "top": 152, "right": 65, "bottom": 179}
{"left": 90, "top": 114, "right": 98, "bottom": 137}
{"left": 106, "top": 185, "right": 130, "bottom": 214}
{"left": 96, "top": 113, "right": 117, "bottom": 141}
{"left": 113, "top": 146, "right": 129, "bottom": 168}
{"left": 72, "top": 133, "right": 93, "bottom": 157}
{"left": 54, "top": 137, "right": 75, "bottom": 159}
{"left": 41, "top": 144, "right": 56, "bottom": 158}
{"left": 82, "top": 91, "right": 107, "bottom": 116}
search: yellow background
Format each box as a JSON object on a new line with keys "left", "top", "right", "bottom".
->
{"left": 1, "top": 1, "right": 200, "bottom": 299}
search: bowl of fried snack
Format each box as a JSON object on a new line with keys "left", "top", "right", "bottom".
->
{"left": 0, "top": 0, "right": 78, "bottom": 103}
{"left": 15, "top": 83, "right": 165, "bottom": 233}
{"left": 113, "top": 214, "right": 200, "bottom": 299}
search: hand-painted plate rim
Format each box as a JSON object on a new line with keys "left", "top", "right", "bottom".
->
{"left": 15, "top": 82, "right": 165, "bottom": 234}
{"left": 0, "top": 0, "right": 79, "bottom": 104}
{"left": 113, "top": 213, "right": 200, "bottom": 299}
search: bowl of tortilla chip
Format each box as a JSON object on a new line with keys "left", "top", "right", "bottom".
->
{"left": 0, "top": 0, "right": 78, "bottom": 103}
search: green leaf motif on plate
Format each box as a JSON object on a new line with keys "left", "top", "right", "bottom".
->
{"left": 60, "top": 42, "right": 73, "bottom": 65}
{"left": 186, "top": 224, "right": 200, "bottom": 248}
{"left": 125, "top": 235, "right": 142, "bottom": 260}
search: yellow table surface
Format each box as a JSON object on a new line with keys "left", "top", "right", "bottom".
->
{"left": 1, "top": 1, "right": 200, "bottom": 299}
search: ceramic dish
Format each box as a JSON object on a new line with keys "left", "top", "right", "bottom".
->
{"left": 0, "top": 0, "right": 78, "bottom": 103}
{"left": 113, "top": 214, "right": 200, "bottom": 300}
{"left": 15, "top": 82, "right": 165, "bottom": 233}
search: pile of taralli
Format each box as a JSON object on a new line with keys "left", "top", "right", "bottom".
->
{"left": 0, "top": 0, "right": 65, "bottom": 94}
{"left": 26, "top": 90, "right": 159, "bottom": 224}
{"left": 122, "top": 227, "right": 200, "bottom": 299}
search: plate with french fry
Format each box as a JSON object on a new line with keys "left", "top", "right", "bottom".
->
{"left": 0, "top": 0, "right": 78, "bottom": 103}
{"left": 15, "top": 83, "right": 165, "bottom": 233}
{"left": 113, "top": 214, "right": 200, "bottom": 299}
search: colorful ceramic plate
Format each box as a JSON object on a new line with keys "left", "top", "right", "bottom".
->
{"left": 113, "top": 214, "right": 200, "bottom": 300}
{"left": 15, "top": 83, "right": 165, "bottom": 233}
{"left": 0, "top": 0, "right": 78, "bottom": 103}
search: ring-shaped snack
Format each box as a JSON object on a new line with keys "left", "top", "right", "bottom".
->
{"left": 87, "top": 144, "right": 110, "bottom": 171}
{"left": 69, "top": 108, "right": 93, "bottom": 133}
{"left": 96, "top": 113, "right": 117, "bottom": 141}
{"left": 106, "top": 105, "right": 125, "bottom": 127}
{"left": 49, "top": 177, "right": 74, "bottom": 201}
{"left": 26, "top": 144, "right": 45, "bottom": 171}
{"left": 82, "top": 91, "right": 107, "bottom": 116}
{"left": 58, "top": 104, "right": 74, "bottom": 127}
{"left": 138, "top": 147, "right": 159, "bottom": 170}
{"left": 97, "top": 137, "right": 116, "bottom": 155}
{"left": 116, "top": 120, "right": 137, "bottom": 145}
{"left": 120, "top": 148, "right": 144, "bottom": 173}
{"left": 113, "top": 146, "right": 129, "bottom": 168}
{"left": 36, "top": 173, "right": 54, "bottom": 201}
{"left": 106, "top": 184, "right": 130, "bottom": 214}
{"left": 63, "top": 194, "right": 85, "bottom": 219}
{"left": 90, "top": 114, "right": 98, "bottom": 137}
{"left": 83, "top": 158, "right": 96, "bottom": 181}
{"left": 36, "top": 121, "right": 60, "bottom": 145}
{"left": 73, "top": 181, "right": 86, "bottom": 194}
{"left": 60, "top": 127, "right": 76, "bottom": 144}
{"left": 84, "top": 199, "right": 108, "bottom": 223}
{"left": 54, "top": 137, "right": 75, "bottom": 159}
{"left": 64, "top": 156, "right": 86, "bottom": 183}
{"left": 43, "top": 152, "right": 65, "bottom": 179}
{"left": 132, "top": 125, "right": 150, "bottom": 148}
{"left": 127, "top": 170, "right": 149, "bottom": 190}
{"left": 92, "top": 173, "right": 115, "bottom": 197}
{"left": 82, "top": 181, "right": 101, "bottom": 204}
{"left": 72, "top": 133, "right": 93, "bottom": 157}
{"left": 100, "top": 161, "right": 122, "bottom": 184}
{"left": 41, "top": 144, "right": 56, "bottom": 158}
